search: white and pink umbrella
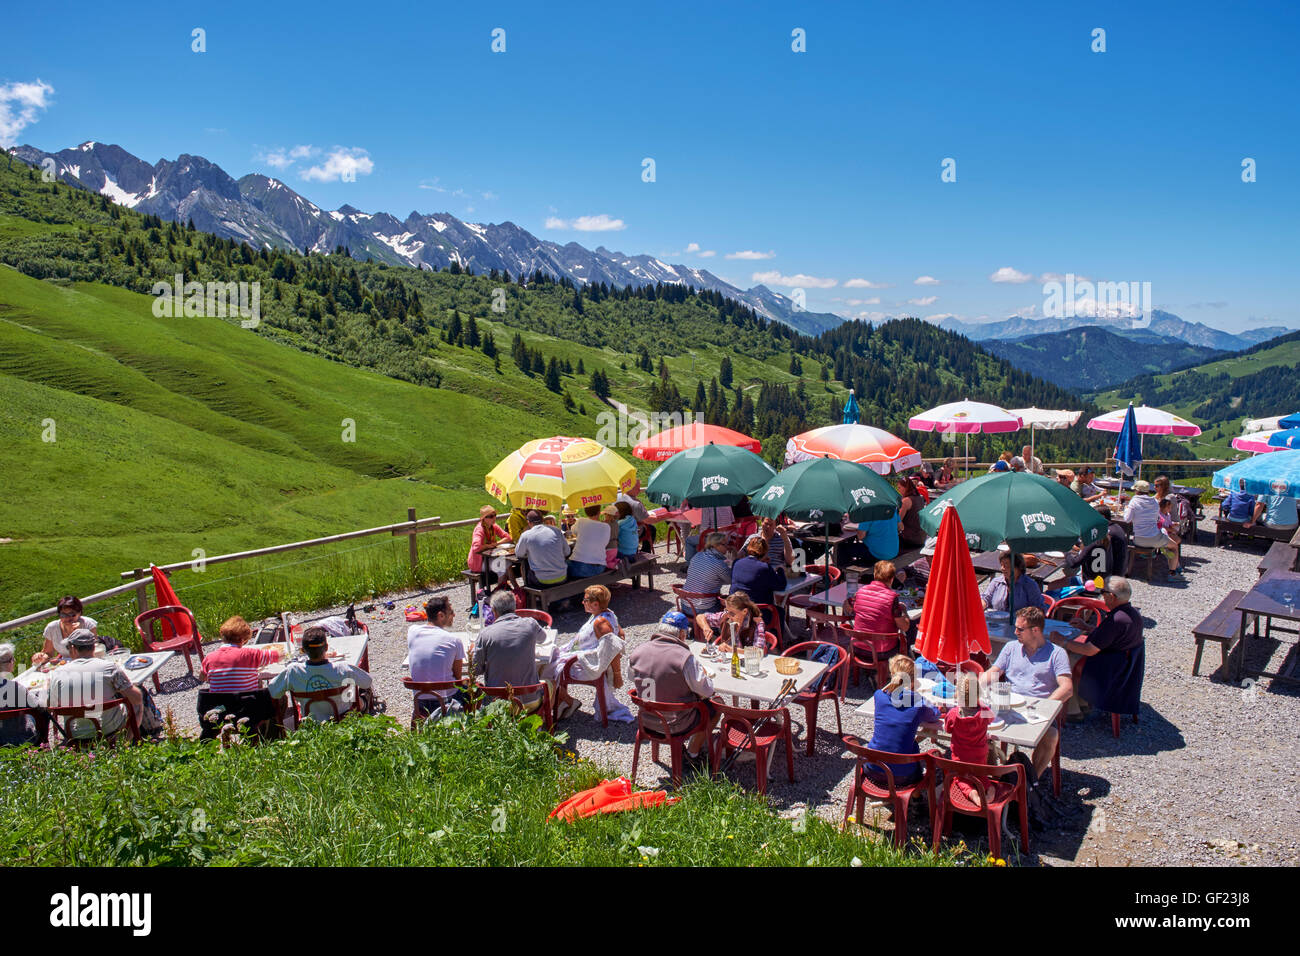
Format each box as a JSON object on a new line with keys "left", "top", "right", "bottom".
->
{"left": 1233, "top": 429, "right": 1285, "bottom": 455}
{"left": 784, "top": 423, "right": 922, "bottom": 474}
{"left": 909, "top": 400, "right": 1022, "bottom": 478}
{"left": 1085, "top": 405, "right": 1201, "bottom": 437}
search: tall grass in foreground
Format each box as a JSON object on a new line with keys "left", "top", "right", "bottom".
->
{"left": 0, "top": 708, "right": 977, "bottom": 866}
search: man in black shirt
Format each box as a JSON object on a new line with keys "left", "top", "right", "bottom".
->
{"left": 1076, "top": 576, "right": 1144, "bottom": 716}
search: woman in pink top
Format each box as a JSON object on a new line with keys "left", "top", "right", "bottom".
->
{"left": 467, "top": 504, "right": 511, "bottom": 581}
{"left": 850, "top": 560, "right": 911, "bottom": 636}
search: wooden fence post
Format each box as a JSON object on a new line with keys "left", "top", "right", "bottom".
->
{"left": 407, "top": 507, "right": 419, "bottom": 573}
{"left": 132, "top": 568, "right": 150, "bottom": 617}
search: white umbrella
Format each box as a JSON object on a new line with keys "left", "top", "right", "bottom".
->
{"left": 1243, "top": 415, "right": 1283, "bottom": 434}
{"left": 909, "top": 399, "right": 1022, "bottom": 479}
{"left": 1010, "top": 407, "right": 1082, "bottom": 465}
{"left": 1087, "top": 405, "right": 1202, "bottom": 485}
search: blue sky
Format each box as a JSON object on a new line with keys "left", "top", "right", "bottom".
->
{"left": 2, "top": 0, "right": 1297, "bottom": 330}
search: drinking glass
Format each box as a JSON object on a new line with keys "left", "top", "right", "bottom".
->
{"left": 744, "top": 646, "right": 761, "bottom": 676}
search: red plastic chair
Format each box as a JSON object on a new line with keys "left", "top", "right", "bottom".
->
{"left": 134, "top": 605, "right": 205, "bottom": 691}
{"left": 711, "top": 699, "right": 796, "bottom": 797}
{"left": 846, "top": 627, "right": 906, "bottom": 689}
{"left": 479, "top": 681, "right": 553, "bottom": 730}
{"left": 402, "top": 678, "right": 473, "bottom": 730}
{"left": 754, "top": 603, "right": 784, "bottom": 649}
{"left": 46, "top": 698, "right": 140, "bottom": 748}
{"left": 289, "top": 686, "right": 359, "bottom": 724}
{"left": 0, "top": 707, "right": 47, "bottom": 747}
{"left": 514, "top": 608, "right": 553, "bottom": 628}
{"left": 629, "top": 690, "right": 712, "bottom": 788}
{"left": 784, "top": 641, "right": 848, "bottom": 755}
{"left": 672, "top": 586, "right": 721, "bottom": 640}
{"left": 841, "top": 735, "right": 934, "bottom": 848}
{"left": 805, "top": 563, "right": 843, "bottom": 585}
{"left": 1047, "top": 596, "right": 1107, "bottom": 632}
{"left": 929, "top": 753, "right": 1030, "bottom": 859}
{"left": 558, "top": 657, "right": 612, "bottom": 727}
{"left": 935, "top": 658, "right": 985, "bottom": 679}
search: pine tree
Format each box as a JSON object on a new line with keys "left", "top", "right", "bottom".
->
{"left": 719, "top": 356, "right": 733, "bottom": 388}
{"left": 446, "top": 312, "right": 464, "bottom": 343}
{"left": 545, "top": 357, "right": 562, "bottom": 393}
{"left": 466, "top": 315, "right": 481, "bottom": 347}
{"left": 576, "top": 357, "right": 585, "bottom": 375}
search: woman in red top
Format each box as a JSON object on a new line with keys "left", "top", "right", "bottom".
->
{"left": 201, "top": 616, "right": 285, "bottom": 694}
{"left": 850, "top": 561, "right": 911, "bottom": 637}
{"left": 467, "top": 504, "right": 512, "bottom": 586}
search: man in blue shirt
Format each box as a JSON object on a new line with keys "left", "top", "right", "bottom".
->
{"left": 981, "top": 551, "right": 1046, "bottom": 612}
{"left": 1249, "top": 494, "right": 1299, "bottom": 530}
{"left": 681, "top": 532, "right": 731, "bottom": 613}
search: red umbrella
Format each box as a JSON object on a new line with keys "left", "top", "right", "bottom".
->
{"left": 150, "top": 565, "right": 202, "bottom": 643}
{"left": 915, "top": 506, "right": 989, "bottom": 666}
{"left": 632, "top": 423, "right": 761, "bottom": 461}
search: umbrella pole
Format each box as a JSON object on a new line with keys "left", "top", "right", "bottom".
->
{"left": 1030, "top": 425, "right": 1035, "bottom": 466}
{"left": 824, "top": 526, "right": 833, "bottom": 601}
{"left": 964, "top": 433, "right": 969, "bottom": 480}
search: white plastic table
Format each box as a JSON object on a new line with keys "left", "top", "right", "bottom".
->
{"left": 259, "top": 633, "right": 369, "bottom": 681}
{"left": 854, "top": 692, "right": 1061, "bottom": 752}
{"left": 14, "top": 650, "right": 175, "bottom": 706}
{"left": 687, "top": 641, "right": 826, "bottom": 704}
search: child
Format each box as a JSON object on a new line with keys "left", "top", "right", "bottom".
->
{"left": 866, "top": 656, "right": 942, "bottom": 785}
{"left": 944, "top": 673, "right": 997, "bottom": 800}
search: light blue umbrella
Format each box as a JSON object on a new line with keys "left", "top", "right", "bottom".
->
{"left": 1213, "top": 449, "right": 1300, "bottom": 498}
{"left": 1113, "top": 403, "right": 1143, "bottom": 504}
{"left": 1279, "top": 412, "right": 1300, "bottom": 429}
{"left": 842, "top": 388, "right": 860, "bottom": 425}
{"left": 1268, "top": 428, "right": 1300, "bottom": 450}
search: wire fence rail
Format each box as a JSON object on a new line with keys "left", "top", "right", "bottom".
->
{"left": 0, "top": 507, "right": 480, "bottom": 635}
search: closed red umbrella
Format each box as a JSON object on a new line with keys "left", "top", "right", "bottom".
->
{"left": 633, "top": 423, "right": 761, "bottom": 461}
{"left": 915, "top": 506, "right": 989, "bottom": 666}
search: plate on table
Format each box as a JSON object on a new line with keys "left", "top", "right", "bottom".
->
{"left": 1043, "top": 551, "right": 1065, "bottom": 559}
{"left": 987, "top": 718, "right": 1006, "bottom": 731}
{"left": 24, "top": 675, "right": 46, "bottom": 690}
{"left": 1007, "top": 691, "right": 1028, "bottom": 709}
{"left": 124, "top": 655, "right": 153, "bottom": 670}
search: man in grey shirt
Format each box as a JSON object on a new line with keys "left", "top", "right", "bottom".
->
{"left": 514, "top": 510, "right": 571, "bottom": 587}
{"left": 473, "top": 592, "right": 547, "bottom": 704}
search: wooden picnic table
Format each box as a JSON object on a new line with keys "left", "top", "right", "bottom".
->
{"left": 14, "top": 650, "right": 175, "bottom": 706}
{"left": 970, "top": 549, "right": 1066, "bottom": 583}
{"left": 687, "top": 640, "right": 827, "bottom": 704}
{"left": 1234, "top": 569, "right": 1300, "bottom": 682}
{"left": 854, "top": 692, "right": 1062, "bottom": 753}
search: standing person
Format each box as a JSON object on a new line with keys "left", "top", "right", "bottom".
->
{"left": 33, "top": 596, "right": 100, "bottom": 665}
{"left": 270, "top": 626, "right": 373, "bottom": 725}
{"left": 514, "top": 510, "right": 570, "bottom": 590}
{"left": 543, "top": 585, "right": 631, "bottom": 722}
{"left": 629, "top": 610, "right": 719, "bottom": 762}
{"left": 0, "top": 642, "right": 44, "bottom": 746}
{"left": 406, "top": 597, "right": 468, "bottom": 718}
{"left": 474, "top": 592, "right": 547, "bottom": 709}
{"left": 980, "top": 607, "right": 1072, "bottom": 788}
{"left": 1124, "top": 480, "right": 1182, "bottom": 577}
{"left": 46, "top": 629, "right": 151, "bottom": 741}
{"left": 198, "top": 615, "right": 284, "bottom": 739}
{"left": 467, "top": 505, "right": 511, "bottom": 589}
{"left": 1022, "top": 445, "right": 1044, "bottom": 476}
{"left": 896, "top": 477, "right": 926, "bottom": 549}
{"left": 982, "top": 551, "right": 1046, "bottom": 612}
{"left": 682, "top": 532, "right": 732, "bottom": 613}
{"left": 569, "top": 505, "right": 612, "bottom": 579}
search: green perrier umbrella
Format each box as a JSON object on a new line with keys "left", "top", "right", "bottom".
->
{"left": 918, "top": 471, "right": 1106, "bottom": 618}
{"left": 645, "top": 443, "right": 777, "bottom": 530}
{"left": 749, "top": 456, "right": 901, "bottom": 599}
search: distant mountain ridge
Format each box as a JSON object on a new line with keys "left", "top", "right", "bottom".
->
{"left": 940, "top": 310, "right": 1288, "bottom": 353}
{"left": 7, "top": 140, "right": 842, "bottom": 335}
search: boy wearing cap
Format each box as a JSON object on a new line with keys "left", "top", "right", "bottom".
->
{"left": 629, "top": 611, "right": 718, "bottom": 760}
{"left": 46, "top": 628, "right": 147, "bottom": 741}
{"left": 269, "top": 626, "right": 373, "bottom": 725}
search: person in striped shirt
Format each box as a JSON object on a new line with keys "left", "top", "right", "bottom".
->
{"left": 197, "top": 616, "right": 285, "bottom": 739}
{"left": 682, "top": 532, "right": 731, "bottom": 614}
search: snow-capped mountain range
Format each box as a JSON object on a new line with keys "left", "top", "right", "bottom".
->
{"left": 7, "top": 141, "right": 844, "bottom": 335}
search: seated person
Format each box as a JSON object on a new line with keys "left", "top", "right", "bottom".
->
{"left": 0, "top": 642, "right": 44, "bottom": 746}
{"left": 33, "top": 595, "right": 100, "bottom": 666}
{"left": 981, "top": 551, "right": 1047, "bottom": 612}
{"left": 865, "top": 655, "right": 941, "bottom": 785}
{"left": 473, "top": 591, "right": 548, "bottom": 709}
{"left": 1053, "top": 468, "right": 1075, "bottom": 488}
{"left": 1071, "top": 466, "right": 1105, "bottom": 503}
{"left": 681, "top": 532, "right": 732, "bottom": 613}
{"left": 1009, "top": 456, "right": 1026, "bottom": 473}
{"left": 613, "top": 501, "right": 642, "bottom": 562}
{"left": 744, "top": 517, "right": 793, "bottom": 574}
{"left": 1222, "top": 486, "right": 1257, "bottom": 523}
{"left": 1021, "top": 445, "right": 1044, "bottom": 476}
{"left": 989, "top": 453, "right": 1012, "bottom": 473}
{"left": 543, "top": 585, "right": 632, "bottom": 722}
{"left": 467, "top": 505, "right": 511, "bottom": 587}
{"left": 859, "top": 514, "right": 900, "bottom": 562}
{"left": 937, "top": 458, "right": 957, "bottom": 485}
{"left": 407, "top": 597, "right": 469, "bottom": 718}
{"left": 850, "top": 560, "right": 912, "bottom": 642}
{"left": 1250, "top": 492, "right": 1299, "bottom": 531}
{"left": 569, "top": 505, "right": 612, "bottom": 579}
{"left": 506, "top": 506, "right": 529, "bottom": 543}
{"left": 514, "top": 509, "right": 570, "bottom": 589}
{"left": 980, "top": 607, "right": 1072, "bottom": 788}
{"left": 628, "top": 610, "right": 718, "bottom": 760}
{"left": 729, "top": 536, "right": 785, "bottom": 607}
{"left": 945, "top": 673, "right": 997, "bottom": 798}
{"left": 696, "top": 592, "right": 767, "bottom": 650}
{"left": 1124, "top": 480, "right": 1182, "bottom": 576}
{"left": 198, "top": 615, "right": 284, "bottom": 739}
{"left": 46, "top": 628, "right": 153, "bottom": 741}
{"left": 269, "top": 626, "right": 373, "bottom": 725}
{"left": 683, "top": 503, "right": 735, "bottom": 563}
{"left": 1074, "top": 576, "right": 1144, "bottom": 716}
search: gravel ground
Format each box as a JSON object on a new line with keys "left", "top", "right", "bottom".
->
{"left": 151, "top": 518, "right": 1300, "bottom": 866}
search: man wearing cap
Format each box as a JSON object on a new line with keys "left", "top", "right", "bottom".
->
{"left": 514, "top": 509, "right": 571, "bottom": 590}
{"left": 46, "top": 628, "right": 148, "bottom": 741}
{"left": 1071, "top": 466, "right": 1104, "bottom": 503}
{"left": 629, "top": 611, "right": 718, "bottom": 761}
{"left": 269, "top": 626, "right": 373, "bottom": 725}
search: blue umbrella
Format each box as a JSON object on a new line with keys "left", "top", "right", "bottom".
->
{"left": 1280, "top": 412, "right": 1300, "bottom": 429}
{"left": 1113, "top": 403, "right": 1143, "bottom": 503}
{"left": 1267, "top": 428, "right": 1300, "bottom": 450}
{"left": 1213, "top": 449, "right": 1300, "bottom": 498}
{"left": 842, "top": 388, "right": 860, "bottom": 425}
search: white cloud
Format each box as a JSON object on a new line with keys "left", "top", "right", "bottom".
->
{"left": 685, "top": 242, "right": 700, "bottom": 253}
{"left": 914, "top": 275, "right": 941, "bottom": 286}
{"left": 289, "top": 145, "right": 317, "bottom": 160}
{"left": 545, "top": 213, "right": 626, "bottom": 232}
{"left": 482, "top": 190, "right": 498, "bottom": 200}
{"left": 258, "top": 144, "right": 319, "bottom": 170}
{"left": 925, "top": 313, "right": 956, "bottom": 323}
{"left": 301, "top": 147, "right": 375, "bottom": 183}
{"left": 835, "top": 297, "right": 881, "bottom": 306}
{"left": 752, "top": 270, "right": 837, "bottom": 289}
{"left": 726, "top": 250, "right": 776, "bottom": 260}
{"left": 844, "top": 278, "right": 889, "bottom": 289}
{"left": 990, "top": 266, "right": 1034, "bottom": 284}
{"left": 908, "top": 295, "right": 938, "bottom": 306}
{"left": 0, "top": 79, "right": 54, "bottom": 147}
{"left": 1011, "top": 304, "right": 1040, "bottom": 318}
{"left": 699, "top": 249, "right": 715, "bottom": 257}
{"left": 1039, "top": 272, "right": 1092, "bottom": 284}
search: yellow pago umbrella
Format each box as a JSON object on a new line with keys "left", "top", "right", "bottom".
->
{"left": 485, "top": 436, "right": 637, "bottom": 511}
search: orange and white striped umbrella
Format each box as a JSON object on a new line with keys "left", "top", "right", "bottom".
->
{"left": 785, "top": 423, "right": 922, "bottom": 474}
{"left": 485, "top": 436, "right": 636, "bottom": 512}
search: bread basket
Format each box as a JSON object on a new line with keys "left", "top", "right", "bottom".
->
{"left": 774, "top": 656, "right": 801, "bottom": 676}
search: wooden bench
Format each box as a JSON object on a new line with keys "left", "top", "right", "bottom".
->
{"left": 522, "top": 555, "right": 660, "bottom": 613}
{"left": 1124, "top": 545, "right": 1159, "bottom": 582}
{"left": 1214, "top": 519, "right": 1293, "bottom": 548}
{"left": 1258, "top": 541, "right": 1299, "bottom": 577}
{"left": 1192, "top": 589, "right": 1245, "bottom": 677}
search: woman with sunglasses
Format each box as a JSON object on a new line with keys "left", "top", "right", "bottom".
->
{"left": 32, "top": 596, "right": 100, "bottom": 666}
